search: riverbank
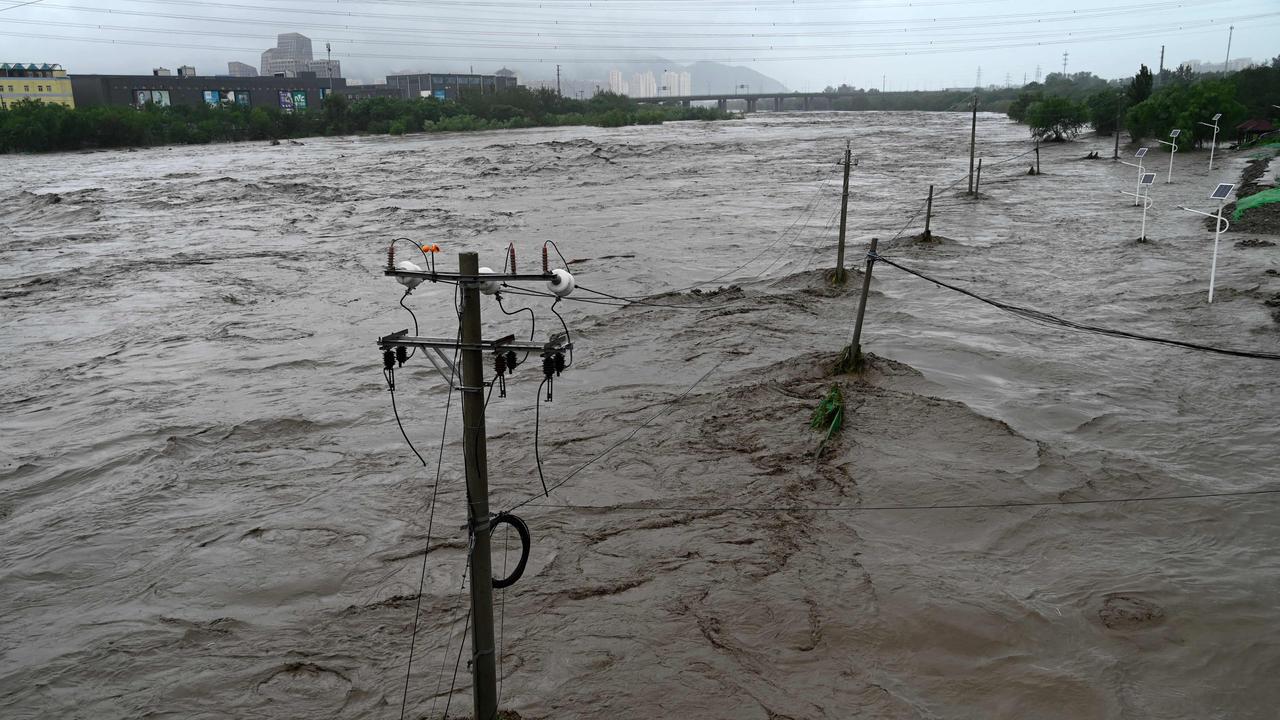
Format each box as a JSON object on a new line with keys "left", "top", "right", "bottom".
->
{"left": 0, "top": 89, "right": 733, "bottom": 154}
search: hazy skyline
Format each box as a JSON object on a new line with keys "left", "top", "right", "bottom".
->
{"left": 0, "top": 0, "right": 1276, "bottom": 90}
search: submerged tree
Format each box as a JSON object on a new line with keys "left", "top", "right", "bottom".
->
{"left": 1026, "top": 97, "right": 1089, "bottom": 141}
{"left": 1085, "top": 89, "right": 1126, "bottom": 136}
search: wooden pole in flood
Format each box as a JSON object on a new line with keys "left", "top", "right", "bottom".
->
{"left": 849, "top": 237, "right": 879, "bottom": 368}
{"left": 923, "top": 184, "right": 934, "bottom": 240}
{"left": 835, "top": 140, "right": 852, "bottom": 284}
{"left": 968, "top": 95, "right": 978, "bottom": 195}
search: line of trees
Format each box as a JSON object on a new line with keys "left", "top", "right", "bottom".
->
{"left": 1007, "top": 57, "right": 1279, "bottom": 147}
{"left": 0, "top": 88, "right": 733, "bottom": 154}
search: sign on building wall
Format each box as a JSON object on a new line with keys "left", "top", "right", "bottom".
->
{"left": 134, "top": 89, "right": 171, "bottom": 107}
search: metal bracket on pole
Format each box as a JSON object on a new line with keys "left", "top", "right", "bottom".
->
{"left": 385, "top": 269, "right": 555, "bottom": 285}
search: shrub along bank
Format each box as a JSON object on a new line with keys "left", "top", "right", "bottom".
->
{"left": 0, "top": 89, "right": 734, "bottom": 154}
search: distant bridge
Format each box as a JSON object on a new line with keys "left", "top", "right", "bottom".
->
{"left": 631, "top": 91, "right": 864, "bottom": 113}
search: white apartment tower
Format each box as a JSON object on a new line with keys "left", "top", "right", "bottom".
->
{"left": 608, "top": 69, "right": 627, "bottom": 95}
{"left": 679, "top": 71, "right": 692, "bottom": 96}
{"left": 661, "top": 70, "right": 679, "bottom": 96}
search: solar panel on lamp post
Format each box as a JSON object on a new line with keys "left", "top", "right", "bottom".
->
{"left": 1197, "top": 113, "right": 1222, "bottom": 170}
{"left": 1178, "top": 183, "right": 1236, "bottom": 303}
{"left": 1120, "top": 147, "right": 1150, "bottom": 206}
{"left": 1157, "top": 129, "right": 1181, "bottom": 183}
{"left": 1122, "top": 172, "right": 1157, "bottom": 241}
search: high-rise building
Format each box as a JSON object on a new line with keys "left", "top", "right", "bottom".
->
{"left": 679, "top": 71, "right": 692, "bottom": 96}
{"left": 276, "top": 33, "right": 313, "bottom": 61}
{"left": 661, "top": 70, "right": 679, "bottom": 97}
{"left": 608, "top": 69, "right": 627, "bottom": 95}
{"left": 227, "top": 61, "right": 258, "bottom": 77}
{"left": 260, "top": 33, "right": 315, "bottom": 77}
{"left": 629, "top": 71, "right": 656, "bottom": 97}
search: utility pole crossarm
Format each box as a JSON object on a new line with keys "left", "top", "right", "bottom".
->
{"left": 385, "top": 269, "right": 555, "bottom": 283}
{"left": 376, "top": 332, "right": 567, "bottom": 354}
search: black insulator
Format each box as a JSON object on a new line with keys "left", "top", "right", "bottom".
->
{"left": 505, "top": 350, "right": 519, "bottom": 371}
{"left": 542, "top": 353, "right": 555, "bottom": 379}
{"left": 382, "top": 349, "right": 395, "bottom": 370}
{"left": 395, "top": 345, "right": 408, "bottom": 367}
{"left": 494, "top": 352, "right": 507, "bottom": 376}
{"left": 553, "top": 351, "right": 565, "bottom": 376}
{"left": 386, "top": 243, "right": 395, "bottom": 271}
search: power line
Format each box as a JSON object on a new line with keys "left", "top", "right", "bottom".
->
{"left": 872, "top": 254, "right": 1280, "bottom": 361}
{"left": 504, "top": 362, "right": 721, "bottom": 515}
{"left": 519, "top": 487, "right": 1280, "bottom": 513}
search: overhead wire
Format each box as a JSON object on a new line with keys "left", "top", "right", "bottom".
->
{"left": 390, "top": 283, "right": 462, "bottom": 720}
{"left": 520, "top": 487, "right": 1280, "bottom": 514}
{"left": 505, "top": 362, "right": 722, "bottom": 515}
{"left": 870, "top": 254, "right": 1280, "bottom": 361}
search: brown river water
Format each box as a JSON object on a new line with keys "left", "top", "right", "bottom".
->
{"left": 2, "top": 112, "right": 1278, "bottom": 719}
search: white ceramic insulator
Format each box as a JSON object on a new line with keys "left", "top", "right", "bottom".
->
{"left": 395, "top": 260, "right": 424, "bottom": 290}
{"left": 478, "top": 267, "right": 501, "bottom": 295}
{"left": 547, "top": 268, "right": 575, "bottom": 297}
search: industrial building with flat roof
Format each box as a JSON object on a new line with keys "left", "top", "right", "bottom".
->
{"left": 70, "top": 71, "right": 345, "bottom": 110}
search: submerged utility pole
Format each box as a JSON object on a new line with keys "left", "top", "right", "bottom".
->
{"left": 848, "top": 237, "right": 879, "bottom": 367}
{"left": 923, "top": 184, "right": 934, "bottom": 240}
{"left": 379, "top": 251, "right": 574, "bottom": 720}
{"left": 458, "top": 251, "right": 498, "bottom": 720}
{"left": 968, "top": 94, "right": 978, "bottom": 195}
{"left": 835, "top": 141, "right": 852, "bottom": 284}
{"left": 1114, "top": 110, "right": 1121, "bottom": 160}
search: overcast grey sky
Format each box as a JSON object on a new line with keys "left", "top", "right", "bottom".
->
{"left": 1, "top": 0, "right": 1276, "bottom": 89}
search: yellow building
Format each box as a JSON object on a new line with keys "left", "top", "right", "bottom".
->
{"left": 0, "top": 63, "right": 75, "bottom": 108}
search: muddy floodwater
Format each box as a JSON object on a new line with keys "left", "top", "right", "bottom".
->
{"left": 2, "top": 112, "right": 1279, "bottom": 719}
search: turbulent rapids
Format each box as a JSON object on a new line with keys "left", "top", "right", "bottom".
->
{"left": 2, "top": 112, "right": 1278, "bottom": 719}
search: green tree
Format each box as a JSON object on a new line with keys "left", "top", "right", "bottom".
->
{"left": 1006, "top": 89, "right": 1042, "bottom": 123}
{"left": 1128, "top": 65, "right": 1154, "bottom": 106}
{"left": 1026, "top": 96, "right": 1088, "bottom": 140}
{"left": 1085, "top": 89, "right": 1125, "bottom": 136}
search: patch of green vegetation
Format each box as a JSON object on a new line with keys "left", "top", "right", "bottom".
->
{"left": 0, "top": 88, "right": 736, "bottom": 154}
{"left": 1233, "top": 187, "right": 1280, "bottom": 221}
{"left": 811, "top": 384, "right": 845, "bottom": 457}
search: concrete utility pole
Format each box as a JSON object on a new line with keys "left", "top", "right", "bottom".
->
{"left": 968, "top": 94, "right": 978, "bottom": 195}
{"left": 1159, "top": 45, "right": 1165, "bottom": 79}
{"left": 325, "top": 43, "right": 332, "bottom": 95}
{"left": 458, "top": 251, "right": 499, "bottom": 720}
{"left": 1114, "top": 109, "right": 1122, "bottom": 160}
{"left": 380, "top": 253, "right": 572, "bottom": 720}
{"left": 556, "top": 64, "right": 561, "bottom": 96}
{"left": 835, "top": 141, "right": 852, "bottom": 284}
{"left": 1225, "top": 25, "right": 1234, "bottom": 71}
{"left": 1062, "top": 51, "right": 1069, "bottom": 76}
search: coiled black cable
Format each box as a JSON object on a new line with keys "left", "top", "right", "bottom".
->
{"left": 489, "top": 513, "right": 530, "bottom": 589}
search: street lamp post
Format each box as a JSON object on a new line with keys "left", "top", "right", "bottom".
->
{"left": 1157, "top": 128, "right": 1181, "bottom": 183}
{"left": 1197, "top": 113, "right": 1222, "bottom": 170}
